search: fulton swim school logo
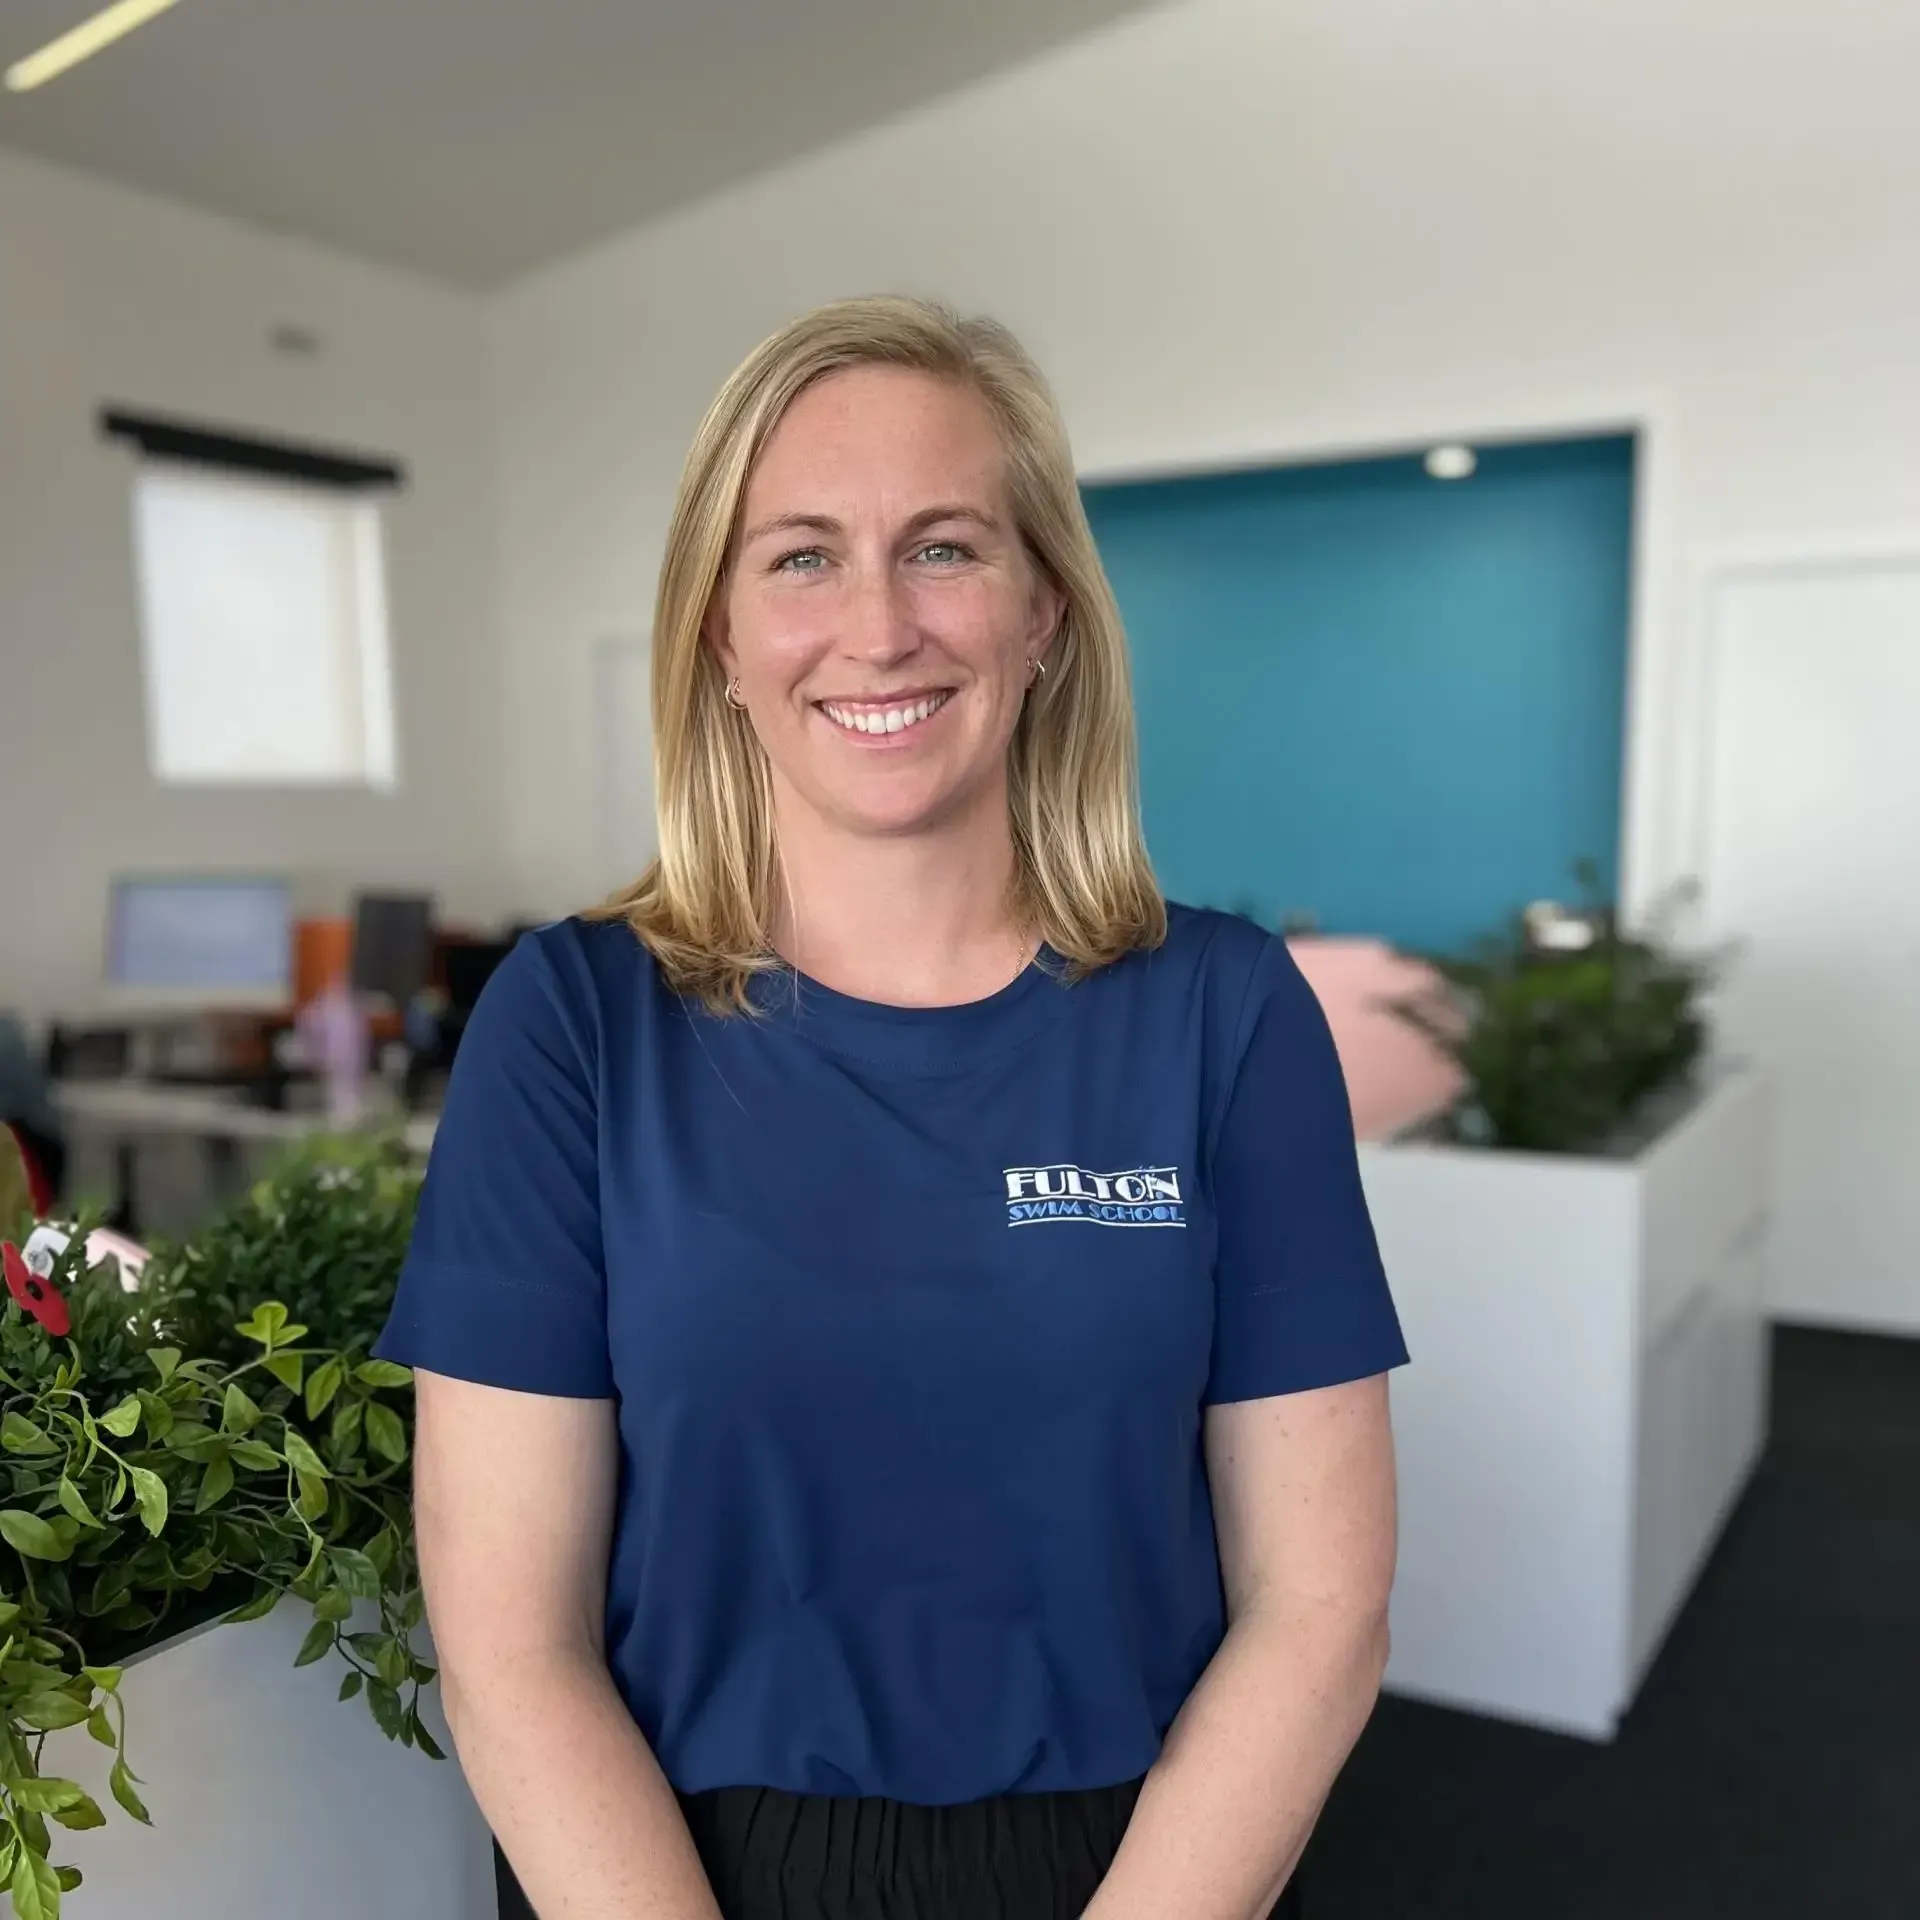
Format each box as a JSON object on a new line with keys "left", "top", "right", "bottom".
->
{"left": 1003, "top": 1164, "right": 1186, "bottom": 1228}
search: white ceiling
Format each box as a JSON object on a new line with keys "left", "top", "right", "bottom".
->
{"left": 0, "top": 0, "right": 1156, "bottom": 286}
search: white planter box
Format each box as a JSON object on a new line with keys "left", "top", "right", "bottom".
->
{"left": 46, "top": 1602, "right": 493, "bottom": 1919}
{"left": 1362, "top": 1067, "right": 1773, "bottom": 1739}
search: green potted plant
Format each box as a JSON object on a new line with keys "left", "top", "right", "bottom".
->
{"left": 1391, "top": 864, "right": 1718, "bottom": 1154}
{"left": 0, "top": 1134, "right": 430, "bottom": 1916}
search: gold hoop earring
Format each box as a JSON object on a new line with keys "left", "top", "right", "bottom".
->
{"left": 725, "top": 677, "right": 748, "bottom": 710}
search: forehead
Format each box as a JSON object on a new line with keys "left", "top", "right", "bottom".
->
{"left": 743, "top": 365, "right": 1009, "bottom": 517}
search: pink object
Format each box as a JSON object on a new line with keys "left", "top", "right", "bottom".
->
{"left": 297, "top": 981, "right": 369, "bottom": 1124}
{"left": 85, "top": 1227, "right": 151, "bottom": 1288}
{"left": 1286, "top": 937, "right": 1464, "bottom": 1143}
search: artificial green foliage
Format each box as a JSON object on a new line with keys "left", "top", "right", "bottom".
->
{"left": 0, "top": 1137, "right": 429, "bottom": 1915}
{"left": 138, "top": 1135, "right": 421, "bottom": 1364}
{"left": 1394, "top": 868, "right": 1718, "bottom": 1155}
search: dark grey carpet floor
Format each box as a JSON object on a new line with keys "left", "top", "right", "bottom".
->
{"left": 1307, "top": 1323, "right": 1920, "bottom": 1918}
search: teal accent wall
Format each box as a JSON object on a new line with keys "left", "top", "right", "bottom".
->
{"left": 1081, "top": 436, "right": 1635, "bottom": 955}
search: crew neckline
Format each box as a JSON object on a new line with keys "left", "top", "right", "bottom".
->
{"left": 749, "top": 944, "right": 1070, "bottom": 1072}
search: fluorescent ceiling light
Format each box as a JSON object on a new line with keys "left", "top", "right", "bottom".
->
{"left": 1424, "top": 445, "right": 1478, "bottom": 481}
{"left": 5, "top": 0, "right": 184, "bottom": 94}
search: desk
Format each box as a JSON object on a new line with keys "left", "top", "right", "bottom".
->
{"left": 56, "top": 1080, "right": 332, "bottom": 1146}
{"left": 52, "top": 1081, "right": 437, "bottom": 1231}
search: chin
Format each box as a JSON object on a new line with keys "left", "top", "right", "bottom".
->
{"left": 815, "top": 769, "right": 977, "bottom": 839}
{"left": 831, "top": 795, "right": 959, "bottom": 839}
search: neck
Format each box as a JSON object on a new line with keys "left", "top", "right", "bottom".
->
{"left": 769, "top": 784, "right": 1032, "bottom": 1007}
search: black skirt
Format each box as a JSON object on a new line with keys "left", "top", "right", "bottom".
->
{"left": 495, "top": 1778, "right": 1306, "bottom": 1920}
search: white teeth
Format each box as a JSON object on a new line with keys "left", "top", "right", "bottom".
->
{"left": 823, "top": 691, "right": 950, "bottom": 736}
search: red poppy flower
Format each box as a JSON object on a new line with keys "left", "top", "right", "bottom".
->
{"left": 3, "top": 1241, "right": 70, "bottom": 1338}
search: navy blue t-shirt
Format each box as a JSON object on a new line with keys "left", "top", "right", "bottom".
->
{"left": 376, "top": 904, "right": 1406, "bottom": 1804}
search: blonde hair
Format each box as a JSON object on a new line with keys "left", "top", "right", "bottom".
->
{"left": 594, "top": 294, "right": 1164, "bottom": 1010}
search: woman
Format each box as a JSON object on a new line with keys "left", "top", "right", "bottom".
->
{"left": 377, "top": 296, "right": 1407, "bottom": 1920}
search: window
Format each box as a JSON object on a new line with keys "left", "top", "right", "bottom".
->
{"left": 129, "top": 460, "right": 397, "bottom": 788}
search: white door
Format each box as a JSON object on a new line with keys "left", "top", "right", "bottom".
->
{"left": 1700, "top": 560, "right": 1920, "bottom": 1335}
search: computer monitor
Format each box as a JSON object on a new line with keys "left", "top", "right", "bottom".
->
{"left": 105, "top": 873, "right": 294, "bottom": 1010}
{"left": 350, "top": 892, "right": 435, "bottom": 1009}
{"left": 441, "top": 938, "right": 513, "bottom": 1019}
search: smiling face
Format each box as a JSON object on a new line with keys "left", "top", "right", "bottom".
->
{"left": 711, "top": 364, "right": 1062, "bottom": 843}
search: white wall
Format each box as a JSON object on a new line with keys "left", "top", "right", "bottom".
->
{"left": 1, "top": 149, "right": 508, "bottom": 1023}
{"left": 485, "top": 0, "right": 1920, "bottom": 917}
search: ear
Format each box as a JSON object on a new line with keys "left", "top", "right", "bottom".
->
{"left": 1025, "top": 571, "right": 1066, "bottom": 660}
{"left": 703, "top": 595, "right": 738, "bottom": 677}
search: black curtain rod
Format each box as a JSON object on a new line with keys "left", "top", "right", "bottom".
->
{"left": 99, "top": 406, "right": 406, "bottom": 493}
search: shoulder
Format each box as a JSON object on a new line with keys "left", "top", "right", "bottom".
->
{"left": 516, "top": 914, "right": 657, "bottom": 987}
{"left": 472, "top": 915, "right": 661, "bottom": 1045}
{"left": 1099, "top": 902, "right": 1283, "bottom": 1013}
{"left": 1093, "top": 903, "right": 1329, "bottom": 1078}
{"left": 1160, "top": 901, "right": 1275, "bottom": 983}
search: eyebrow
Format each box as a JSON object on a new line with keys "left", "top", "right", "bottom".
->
{"left": 739, "top": 511, "right": 840, "bottom": 547}
{"left": 737, "top": 503, "right": 1004, "bottom": 548}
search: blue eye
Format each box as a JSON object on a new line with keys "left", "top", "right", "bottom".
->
{"left": 774, "top": 549, "right": 826, "bottom": 574}
{"left": 916, "top": 542, "right": 972, "bottom": 565}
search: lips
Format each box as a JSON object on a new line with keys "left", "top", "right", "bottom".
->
{"left": 818, "top": 690, "right": 954, "bottom": 737}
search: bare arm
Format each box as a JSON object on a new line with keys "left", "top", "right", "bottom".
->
{"left": 1083, "top": 1373, "right": 1398, "bottom": 1920}
{"left": 413, "top": 1370, "right": 723, "bottom": 1920}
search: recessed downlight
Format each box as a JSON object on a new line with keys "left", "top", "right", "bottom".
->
{"left": 1424, "top": 444, "right": 1478, "bottom": 481}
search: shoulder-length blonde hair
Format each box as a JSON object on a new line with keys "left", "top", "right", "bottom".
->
{"left": 595, "top": 294, "right": 1164, "bottom": 1010}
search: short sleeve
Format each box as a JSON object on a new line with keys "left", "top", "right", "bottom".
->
{"left": 374, "top": 931, "right": 613, "bottom": 1397}
{"left": 1204, "top": 937, "right": 1409, "bottom": 1404}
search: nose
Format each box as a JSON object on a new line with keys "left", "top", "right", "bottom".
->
{"left": 839, "top": 556, "right": 919, "bottom": 668}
